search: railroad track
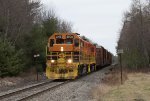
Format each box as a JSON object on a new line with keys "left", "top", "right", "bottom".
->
{"left": 0, "top": 80, "right": 70, "bottom": 101}
{"left": 0, "top": 66, "right": 111, "bottom": 101}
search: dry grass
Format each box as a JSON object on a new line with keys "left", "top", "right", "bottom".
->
{"left": 125, "top": 67, "right": 150, "bottom": 74}
{"left": 92, "top": 66, "right": 128, "bottom": 101}
{"left": 92, "top": 84, "right": 111, "bottom": 101}
{"left": 0, "top": 67, "right": 46, "bottom": 92}
{"left": 102, "top": 66, "right": 128, "bottom": 86}
{"left": 92, "top": 66, "right": 150, "bottom": 101}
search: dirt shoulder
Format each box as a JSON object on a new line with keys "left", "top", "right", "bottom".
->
{"left": 0, "top": 72, "right": 46, "bottom": 92}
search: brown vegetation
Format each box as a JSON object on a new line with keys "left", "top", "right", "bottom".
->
{"left": 102, "top": 66, "right": 128, "bottom": 86}
{"left": 92, "top": 65, "right": 150, "bottom": 101}
{"left": 92, "top": 65, "right": 128, "bottom": 101}
{"left": 0, "top": 69, "right": 46, "bottom": 92}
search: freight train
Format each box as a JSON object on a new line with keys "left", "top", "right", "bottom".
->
{"left": 46, "top": 33, "right": 112, "bottom": 79}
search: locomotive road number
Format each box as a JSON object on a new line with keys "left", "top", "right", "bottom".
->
{"left": 66, "top": 35, "right": 74, "bottom": 39}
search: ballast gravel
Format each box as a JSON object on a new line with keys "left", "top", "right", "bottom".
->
{"left": 29, "top": 66, "right": 111, "bottom": 101}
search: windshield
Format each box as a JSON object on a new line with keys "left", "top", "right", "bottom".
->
{"left": 56, "top": 39, "right": 73, "bottom": 44}
{"left": 56, "top": 39, "right": 64, "bottom": 44}
{"left": 66, "top": 39, "right": 73, "bottom": 44}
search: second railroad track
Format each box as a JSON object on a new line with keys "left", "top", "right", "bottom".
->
{"left": 0, "top": 80, "right": 70, "bottom": 101}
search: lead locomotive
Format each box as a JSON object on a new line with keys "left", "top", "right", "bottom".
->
{"left": 46, "top": 33, "right": 112, "bottom": 79}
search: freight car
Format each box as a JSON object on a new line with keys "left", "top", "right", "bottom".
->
{"left": 96, "top": 46, "right": 112, "bottom": 69}
{"left": 46, "top": 33, "right": 112, "bottom": 79}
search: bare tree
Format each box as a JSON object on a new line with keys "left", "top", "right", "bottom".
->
{"left": 117, "top": 0, "right": 150, "bottom": 68}
{"left": 57, "top": 20, "right": 73, "bottom": 33}
{"left": 0, "top": 0, "right": 40, "bottom": 45}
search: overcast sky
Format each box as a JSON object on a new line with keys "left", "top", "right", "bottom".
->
{"left": 41, "top": 0, "right": 132, "bottom": 55}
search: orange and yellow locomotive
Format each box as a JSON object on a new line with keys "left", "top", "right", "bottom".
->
{"left": 46, "top": 33, "right": 96, "bottom": 79}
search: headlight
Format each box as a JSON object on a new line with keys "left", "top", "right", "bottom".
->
{"left": 67, "top": 59, "right": 72, "bottom": 63}
{"left": 51, "top": 60, "right": 55, "bottom": 63}
{"left": 61, "top": 47, "right": 64, "bottom": 52}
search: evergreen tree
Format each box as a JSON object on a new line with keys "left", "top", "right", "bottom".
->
{"left": 0, "top": 38, "right": 24, "bottom": 77}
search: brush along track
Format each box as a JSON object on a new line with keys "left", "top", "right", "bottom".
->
{"left": 0, "top": 80, "right": 70, "bottom": 101}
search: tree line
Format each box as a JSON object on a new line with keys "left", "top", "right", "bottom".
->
{"left": 0, "top": 0, "right": 73, "bottom": 77}
{"left": 117, "top": 0, "right": 150, "bottom": 69}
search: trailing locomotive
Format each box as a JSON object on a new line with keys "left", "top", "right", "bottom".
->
{"left": 46, "top": 33, "right": 112, "bottom": 79}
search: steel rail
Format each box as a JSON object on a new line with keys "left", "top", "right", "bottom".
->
{"left": 17, "top": 80, "right": 70, "bottom": 101}
{"left": 0, "top": 80, "right": 53, "bottom": 100}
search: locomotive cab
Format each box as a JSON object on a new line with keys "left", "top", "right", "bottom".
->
{"left": 49, "top": 35, "right": 79, "bottom": 51}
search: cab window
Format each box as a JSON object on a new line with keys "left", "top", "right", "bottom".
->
{"left": 66, "top": 39, "right": 73, "bottom": 44}
{"left": 56, "top": 39, "right": 64, "bottom": 44}
{"left": 50, "top": 39, "right": 54, "bottom": 47}
{"left": 74, "top": 39, "right": 79, "bottom": 47}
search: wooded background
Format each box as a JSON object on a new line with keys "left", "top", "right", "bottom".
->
{"left": 0, "top": 0, "right": 73, "bottom": 77}
{"left": 117, "top": 0, "right": 150, "bottom": 69}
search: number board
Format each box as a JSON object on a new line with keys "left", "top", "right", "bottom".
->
{"left": 55, "top": 35, "right": 62, "bottom": 39}
{"left": 117, "top": 49, "right": 123, "bottom": 54}
{"left": 66, "top": 35, "right": 74, "bottom": 39}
